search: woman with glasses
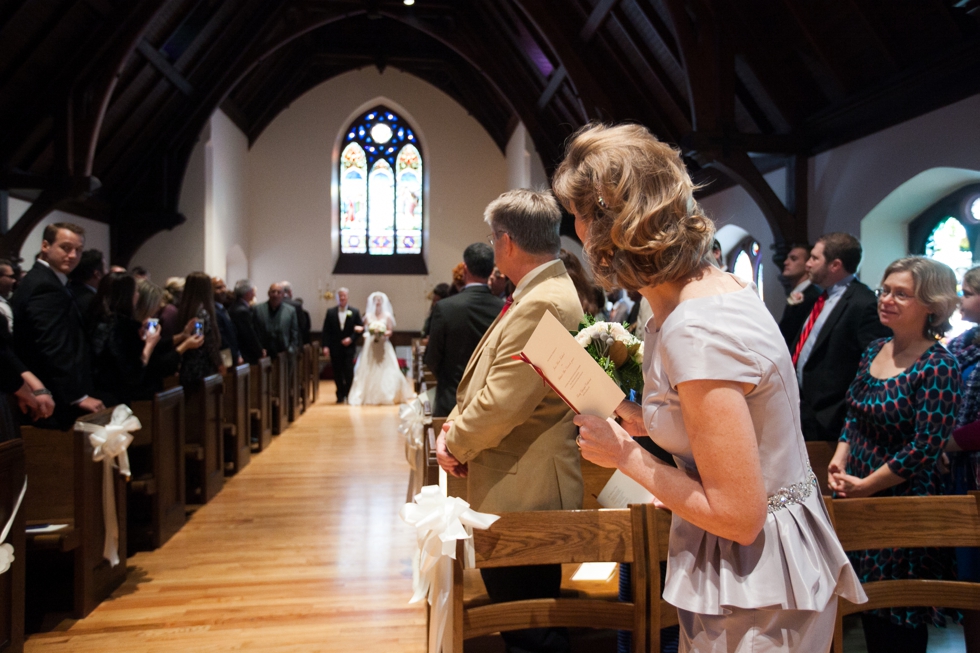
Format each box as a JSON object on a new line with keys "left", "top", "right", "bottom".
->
{"left": 828, "top": 256, "right": 960, "bottom": 653}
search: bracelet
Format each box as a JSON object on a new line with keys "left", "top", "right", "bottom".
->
{"left": 32, "top": 388, "right": 52, "bottom": 397}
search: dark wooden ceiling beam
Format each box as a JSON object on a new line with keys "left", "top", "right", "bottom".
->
{"left": 775, "top": 0, "right": 847, "bottom": 100}
{"left": 580, "top": 0, "right": 618, "bottom": 42}
{"left": 136, "top": 39, "right": 194, "bottom": 96}
{"left": 842, "top": 0, "right": 899, "bottom": 73}
{"left": 630, "top": 0, "right": 681, "bottom": 64}
{"left": 536, "top": 66, "right": 567, "bottom": 110}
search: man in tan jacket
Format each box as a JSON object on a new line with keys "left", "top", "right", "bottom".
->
{"left": 437, "top": 189, "right": 583, "bottom": 653}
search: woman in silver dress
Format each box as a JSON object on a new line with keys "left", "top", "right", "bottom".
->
{"left": 553, "top": 123, "right": 866, "bottom": 653}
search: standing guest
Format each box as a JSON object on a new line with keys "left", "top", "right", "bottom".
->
{"left": 0, "top": 257, "right": 16, "bottom": 331}
{"left": 828, "top": 257, "right": 960, "bottom": 653}
{"left": 176, "top": 272, "right": 223, "bottom": 390}
{"left": 436, "top": 189, "right": 584, "bottom": 653}
{"left": 67, "top": 249, "right": 106, "bottom": 316}
{"left": 130, "top": 266, "right": 149, "bottom": 281}
{"left": 322, "top": 287, "right": 363, "bottom": 403}
{"left": 160, "top": 277, "right": 184, "bottom": 340}
{"left": 88, "top": 272, "right": 163, "bottom": 406}
{"left": 554, "top": 123, "right": 864, "bottom": 653}
{"left": 793, "top": 232, "right": 891, "bottom": 441}
{"left": 254, "top": 283, "right": 299, "bottom": 358}
{"left": 133, "top": 279, "right": 203, "bottom": 398}
{"left": 211, "top": 277, "right": 241, "bottom": 365}
{"left": 11, "top": 222, "right": 104, "bottom": 427}
{"left": 281, "top": 281, "right": 312, "bottom": 345}
{"left": 230, "top": 279, "right": 265, "bottom": 365}
{"left": 10, "top": 222, "right": 105, "bottom": 429}
{"left": 608, "top": 288, "right": 633, "bottom": 324}
{"left": 421, "top": 282, "right": 451, "bottom": 338}
{"left": 778, "top": 244, "right": 821, "bottom": 348}
{"left": 488, "top": 265, "right": 514, "bottom": 300}
{"left": 559, "top": 249, "right": 601, "bottom": 317}
{"left": 940, "top": 265, "right": 980, "bottom": 652}
{"left": 425, "top": 243, "right": 503, "bottom": 417}
{"left": 448, "top": 262, "right": 466, "bottom": 296}
{"left": 1, "top": 315, "right": 55, "bottom": 434}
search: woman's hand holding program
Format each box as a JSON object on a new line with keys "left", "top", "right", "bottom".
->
{"left": 573, "top": 414, "right": 637, "bottom": 469}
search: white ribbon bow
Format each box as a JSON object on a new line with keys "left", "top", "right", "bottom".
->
{"left": 75, "top": 404, "right": 140, "bottom": 567}
{"left": 399, "top": 397, "right": 429, "bottom": 470}
{"left": 399, "top": 485, "right": 499, "bottom": 653}
{"left": 0, "top": 477, "right": 27, "bottom": 575}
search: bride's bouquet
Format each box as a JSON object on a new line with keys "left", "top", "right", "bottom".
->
{"left": 368, "top": 320, "right": 387, "bottom": 343}
{"left": 574, "top": 315, "right": 644, "bottom": 399}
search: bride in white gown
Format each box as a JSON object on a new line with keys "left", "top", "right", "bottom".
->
{"left": 348, "top": 292, "right": 415, "bottom": 406}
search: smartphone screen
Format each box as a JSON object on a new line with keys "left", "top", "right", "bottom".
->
{"left": 146, "top": 318, "right": 159, "bottom": 334}
{"left": 194, "top": 320, "right": 203, "bottom": 336}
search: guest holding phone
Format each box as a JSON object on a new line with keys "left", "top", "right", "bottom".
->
{"left": 176, "top": 272, "right": 223, "bottom": 392}
{"left": 131, "top": 279, "right": 204, "bottom": 399}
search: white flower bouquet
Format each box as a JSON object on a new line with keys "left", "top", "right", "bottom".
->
{"left": 368, "top": 320, "right": 387, "bottom": 343}
{"left": 574, "top": 315, "right": 644, "bottom": 399}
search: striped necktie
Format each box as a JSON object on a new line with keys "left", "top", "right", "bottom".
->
{"left": 792, "top": 291, "right": 828, "bottom": 366}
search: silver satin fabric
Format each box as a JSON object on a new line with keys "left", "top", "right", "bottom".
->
{"left": 641, "top": 282, "right": 866, "bottom": 623}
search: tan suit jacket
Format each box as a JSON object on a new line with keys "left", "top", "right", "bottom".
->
{"left": 447, "top": 259, "right": 584, "bottom": 513}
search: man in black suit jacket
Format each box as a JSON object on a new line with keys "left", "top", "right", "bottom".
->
{"left": 231, "top": 279, "right": 265, "bottom": 365}
{"left": 792, "top": 233, "right": 891, "bottom": 441}
{"left": 777, "top": 244, "right": 822, "bottom": 348}
{"left": 282, "top": 282, "right": 312, "bottom": 345}
{"left": 425, "top": 243, "right": 504, "bottom": 417}
{"left": 67, "top": 248, "right": 105, "bottom": 318}
{"left": 11, "top": 222, "right": 105, "bottom": 428}
{"left": 322, "top": 288, "right": 363, "bottom": 403}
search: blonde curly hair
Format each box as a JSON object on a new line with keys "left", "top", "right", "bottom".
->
{"left": 552, "top": 123, "right": 715, "bottom": 291}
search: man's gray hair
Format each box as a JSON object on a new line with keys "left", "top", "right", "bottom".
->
{"left": 281, "top": 281, "right": 293, "bottom": 296}
{"left": 338, "top": 286, "right": 349, "bottom": 294}
{"left": 484, "top": 189, "right": 562, "bottom": 256}
{"left": 233, "top": 279, "right": 255, "bottom": 300}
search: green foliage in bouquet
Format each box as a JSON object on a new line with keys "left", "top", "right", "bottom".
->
{"left": 573, "top": 314, "right": 644, "bottom": 399}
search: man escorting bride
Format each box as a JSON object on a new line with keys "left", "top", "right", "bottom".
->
{"left": 347, "top": 291, "right": 414, "bottom": 406}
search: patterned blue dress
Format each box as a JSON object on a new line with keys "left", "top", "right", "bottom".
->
{"left": 840, "top": 337, "right": 961, "bottom": 628}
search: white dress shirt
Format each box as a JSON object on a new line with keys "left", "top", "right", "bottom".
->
{"left": 795, "top": 275, "right": 854, "bottom": 388}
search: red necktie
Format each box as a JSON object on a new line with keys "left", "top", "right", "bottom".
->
{"left": 792, "top": 291, "right": 828, "bottom": 366}
{"left": 500, "top": 295, "right": 514, "bottom": 317}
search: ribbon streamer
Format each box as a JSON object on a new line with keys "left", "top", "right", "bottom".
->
{"left": 400, "top": 485, "right": 500, "bottom": 653}
{"left": 0, "top": 477, "right": 27, "bottom": 575}
{"left": 75, "top": 404, "right": 140, "bottom": 567}
{"left": 399, "top": 397, "right": 430, "bottom": 470}
{"left": 512, "top": 353, "right": 581, "bottom": 414}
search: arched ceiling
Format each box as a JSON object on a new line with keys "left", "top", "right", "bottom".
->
{"left": 1, "top": 0, "right": 979, "bottom": 263}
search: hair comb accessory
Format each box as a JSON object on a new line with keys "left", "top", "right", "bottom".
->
{"left": 596, "top": 194, "right": 609, "bottom": 210}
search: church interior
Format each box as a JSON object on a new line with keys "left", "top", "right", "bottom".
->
{"left": 3, "top": 0, "right": 980, "bottom": 651}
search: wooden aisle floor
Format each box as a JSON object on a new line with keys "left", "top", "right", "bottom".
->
{"left": 25, "top": 381, "right": 427, "bottom": 652}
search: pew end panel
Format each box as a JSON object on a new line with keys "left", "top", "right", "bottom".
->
{"left": 184, "top": 375, "right": 225, "bottom": 504}
{"left": 129, "top": 387, "right": 186, "bottom": 550}
{"left": 0, "top": 440, "right": 26, "bottom": 653}
{"left": 223, "top": 364, "right": 251, "bottom": 475}
{"left": 22, "top": 412, "right": 128, "bottom": 620}
{"left": 250, "top": 357, "right": 273, "bottom": 452}
{"left": 270, "top": 353, "right": 288, "bottom": 435}
{"left": 805, "top": 441, "right": 837, "bottom": 495}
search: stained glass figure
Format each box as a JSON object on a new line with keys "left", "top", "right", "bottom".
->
{"left": 339, "top": 143, "right": 367, "bottom": 254}
{"left": 338, "top": 106, "right": 423, "bottom": 260}
{"left": 926, "top": 216, "right": 974, "bottom": 339}
{"left": 396, "top": 145, "right": 422, "bottom": 254}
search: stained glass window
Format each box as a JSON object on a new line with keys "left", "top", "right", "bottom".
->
{"left": 729, "top": 238, "right": 763, "bottom": 299}
{"left": 337, "top": 106, "right": 424, "bottom": 263}
{"left": 926, "top": 216, "right": 973, "bottom": 340}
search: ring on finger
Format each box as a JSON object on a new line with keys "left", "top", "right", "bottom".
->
{"left": 575, "top": 434, "right": 583, "bottom": 446}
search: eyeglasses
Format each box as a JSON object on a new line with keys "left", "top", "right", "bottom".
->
{"left": 875, "top": 287, "right": 913, "bottom": 303}
{"left": 487, "top": 231, "right": 508, "bottom": 246}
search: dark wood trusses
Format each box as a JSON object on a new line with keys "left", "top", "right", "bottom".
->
{"left": 1, "top": 0, "right": 979, "bottom": 263}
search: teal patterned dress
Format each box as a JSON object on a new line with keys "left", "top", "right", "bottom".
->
{"left": 840, "top": 338, "right": 961, "bottom": 628}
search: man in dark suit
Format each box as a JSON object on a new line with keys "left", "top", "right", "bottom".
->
{"left": 322, "top": 288, "right": 363, "bottom": 403}
{"left": 281, "top": 281, "right": 312, "bottom": 345}
{"left": 11, "top": 222, "right": 105, "bottom": 428}
{"left": 231, "top": 279, "right": 265, "bottom": 365}
{"left": 67, "top": 248, "right": 105, "bottom": 317}
{"left": 425, "top": 243, "right": 503, "bottom": 417}
{"left": 792, "top": 232, "right": 891, "bottom": 441}
{"left": 778, "top": 243, "right": 822, "bottom": 348}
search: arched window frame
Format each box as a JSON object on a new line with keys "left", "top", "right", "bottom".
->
{"left": 727, "top": 235, "right": 764, "bottom": 298}
{"left": 333, "top": 104, "right": 428, "bottom": 275}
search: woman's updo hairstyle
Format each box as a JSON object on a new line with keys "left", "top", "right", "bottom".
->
{"left": 552, "top": 123, "right": 715, "bottom": 291}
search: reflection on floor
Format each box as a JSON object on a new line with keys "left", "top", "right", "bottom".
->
{"left": 842, "top": 615, "right": 966, "bottom": 652}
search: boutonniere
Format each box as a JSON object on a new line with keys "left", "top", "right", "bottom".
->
{"left": 787, "top": 291, "right": 804, "bottom": 306}
{"left": 346, "top": 310, "right": 352, "bottom": 317}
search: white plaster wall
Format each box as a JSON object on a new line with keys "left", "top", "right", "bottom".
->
{"left": 9, "top": 197, "right": 111, "bottom": 266}
{"left": 207, "top": 110, "right": 249, "bottom": 281}
{"left": 247, "top": 68, "right": 508, "bottom": 332}
{"left": 506, "top": 123, "right": 548, "bottom": 191}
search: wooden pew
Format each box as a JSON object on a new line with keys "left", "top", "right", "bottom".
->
{"left": 287, "top": 349, "right": 300, "bottom": 423}
{"left": 250, "top": 357, "right": 272, "bottom": 452}
{"left": 185, "top": 374, "right": 224, "bottom": 504}
{"left": 298, "top": 344, "right": 310, "bottom": 414}
{"left": 805, "top": 441, "right": 837, "bottom": 495}
{"left": 0, "top": 439, "right": 26, "bottom": 653}
{"left": 223, "top": 364, "right": 251, "bottom": 476}
{"left": 311, "top": 341, "right": 320, "bottom": 404}
{"left": 828, "top": 494, "right": 980, "bottom": 653}
{"left": 22, "top": 410, "right": 128, "bottom": 619}
{"left": 128, "top": 387, "right": 186, "bottom": 551}
{"left": 630, "top": 504, "right": 679, "bottom": 652}
{"left": 453, "top": 508, "right": 644, "bottom": 651}
{"left": 270, "top": 352, "right": 288, "bottom": 435}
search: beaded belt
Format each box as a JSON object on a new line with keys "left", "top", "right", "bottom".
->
{"left": 766, "top": 464, "right": 819, "bottom": 514}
